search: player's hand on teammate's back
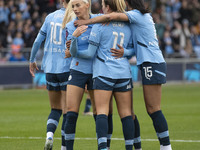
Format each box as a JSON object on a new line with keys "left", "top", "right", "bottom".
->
{"left": 66, "top": 40, "right": 71, "bottom": 49}
{"left": 65, "top": 49, "right": 71, "bottom": 58}
{"left": 29, "top": 62, "right": 39, "bottom": 77}
{"left": 110, "top": 44, "right": 124, "bottom": 59}
{"left": 72, "top": 25, "right": 88, "bottom": 37}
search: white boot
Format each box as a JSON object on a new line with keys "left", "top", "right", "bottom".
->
{"left": 160, "top": 145, "right": 172, "bottom": 150}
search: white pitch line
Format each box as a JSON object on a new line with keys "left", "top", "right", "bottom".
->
{"left": 0, "top": 136, "right": 200, "bottom": 143}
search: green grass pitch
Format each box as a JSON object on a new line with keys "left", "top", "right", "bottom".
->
{"left": 0, "top": 83, "right": 200, "bottom": 150}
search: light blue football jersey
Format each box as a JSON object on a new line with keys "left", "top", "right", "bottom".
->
{"left": 39, "top": 8, "right": 72, "bottom": 73}
{"left": 126, "top": 9, "right": 165, "bottom": 65}
{"left": 89, "top": 22, "right": 133, "bottom": 79}
{"left": 66, "top": 14, "right": 101, "bottom": 74}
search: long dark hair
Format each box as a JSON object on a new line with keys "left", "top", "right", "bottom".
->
{"left": 65, "top": 0, "right": 70, "bottom": 3}
{"left": 125, "top": 0, "right": 150, "bottom": 14}
{"left": 104, "top": 0, "right": 118, "bottom": 12}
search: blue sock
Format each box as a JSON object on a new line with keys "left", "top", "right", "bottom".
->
{"left": 84, "top": 98, "right": 91, "bottom": 113}
{"left": 134, "top": 115, "right": 142, "bottom": 149}
{"left": 121, "top": 116, "right": 134, "bottom": 150}
{"left": 47, "top": 109, "right": 62, "bottom": 133}
{"left": 107, "top": 114, "right": 113, "bottom": 149}
{"left": 64, "top": 111, "right": 78, "bottom": 150}
{"left": 61, "top": 114, "right": 67, "bottom": 147}
{"left": 149, "top": 110, "right": 170, "bottom": 146}
{"left": 96, "top": 114, "right": 108, "bottom": 150}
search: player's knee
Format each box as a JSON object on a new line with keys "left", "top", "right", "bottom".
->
{"left": 66, "top": 105, "right": 79, "bottom": 113}
{"left": 118, "top": 110, "right": 132, "bottom": 119}
{"left": 146, "top": 106, "right": 161, "bottom": 115}
{"left": 51, "top": 103, "right": 62, "bottom": 110}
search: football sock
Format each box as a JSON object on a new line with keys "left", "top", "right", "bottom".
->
{"left": 61, "top": 114, "right": 67, "bottom": 147}
{"left": 93, "top": 114, "right": 97, "bottom": 122}
{"left": 96, "top": 114, "right": 108, "bottom": 150}
{"left": 84, "top": 98, "right": 91, "bottom": 113}
{"left": 134, "top": 115, "right": 142, "bottom": 149}
{"left": 107, "top": 114, "right": 113, "bottom": 149}
{"left": 121, "top": 116, "right": 135, "bottom": 150}
{"left": 149, "top": 110, "right": 170, "bottom": 146}
{"left": 61, "top": 146, "right": 66, "bottom": 150}
{"left": 46, "top": 109, "right": 62, "bottom": 139}
{"left": 64, "top": 111, "right": 78, "bottom": 150}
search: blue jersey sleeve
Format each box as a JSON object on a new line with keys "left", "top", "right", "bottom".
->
{"left": 70, "top": 35, "right": 97, "bottom": 59}
{"left": 40, "top": 16, "right": 48, "bottom": 34}
{"left": 123, "top": 47, "right": 135, "bottom": 57}
{"left": 70, "top": 35, "right": 78, "bottom": 57}
{"left": 124, "top": 36, "right": 135, "bottom": 57}
{"left": 77, "top": 44, "right": 97, "bottom": 59}
{"left": 88, "top": 24, "right": 101, "bottom": 47}
{"left": 66, "top": 21, "right": 76, "bottom": 41}
{"left": 29, "top": 32, "right": 46, "bottom": 62}
{"left": 125, "top": 10, "right": 140, "bottom": 24}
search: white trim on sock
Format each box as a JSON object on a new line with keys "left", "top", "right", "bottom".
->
{"left": 61, "top": 146, "right": 66, "bottom": 150}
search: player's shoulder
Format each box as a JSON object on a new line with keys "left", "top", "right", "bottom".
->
{"left": 66, "top": 19, "right": 76, "bottom": 29}
{"left": 127, "top": 9, "right": 140, "bottom": 15}
{"left": 93, "top": 23, "right": 102, "bottom": 28}
{"left": 46, "top": 10, "right": 57, "bottom": 18}
{"left": 43, "top": 10, "right": 57, "bottom": 22}
{"left": 90, "top": 13, "right": 102, "bottom": 18}
{"left": 92, "top": 23, "right": 103, "bottom": 33}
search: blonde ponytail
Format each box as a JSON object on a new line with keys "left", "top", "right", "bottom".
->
{"left": 62, "top": 1, "right": 75, "bottom": 29}
{"left": 82, "top": 0, "right": 92, "bottom": 14}
{"left": 115, "top": 0, "right": 126, "bottom": 13}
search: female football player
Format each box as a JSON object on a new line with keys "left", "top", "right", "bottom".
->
{"left": 69, "top": 0, "right": 138, "bottom": 149}
{"left": 63, "top": 0, "right": 113, "bottom": 149}
{"left": 29, "top": 1, "right": 74, "bottom": 150}
{"left": 74, "top": 0, "right": 172, "bottom": 150}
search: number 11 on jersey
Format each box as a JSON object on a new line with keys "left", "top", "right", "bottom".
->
{"left": 112, "top": 32, "right": 124, "bottom": 49}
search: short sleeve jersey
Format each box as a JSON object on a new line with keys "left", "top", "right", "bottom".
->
{"left": 89, "top": 21, "right": 133, "bottom": 79}
{"left": 126, "top": 9, "right": 165, "bottom": 65}
{"left": 66, "top": 14, "right": 100, "bottom": 74}
{"left": 40, "top": 8, "right": 72, "bottom": 73}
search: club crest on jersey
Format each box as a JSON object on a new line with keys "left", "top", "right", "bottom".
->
{"left": 81, "top": 35, "right": 89, "bottom": 41}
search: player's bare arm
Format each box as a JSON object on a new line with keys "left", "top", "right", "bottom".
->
{"left": 74, "top": 13, "right": 129, "bottom": 26}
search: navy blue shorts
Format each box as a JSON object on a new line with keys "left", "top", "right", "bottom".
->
{"left": 93, "top": 76, "right": 133, "bottom": 92}
{"left": 46, "top": 72, "right": 70, "bottom": 91}
{"left": 67, "top": 69, "right": 93, "bottom": 90}
{"left": 138, "top": 62, "right": 167, "bottom": 85}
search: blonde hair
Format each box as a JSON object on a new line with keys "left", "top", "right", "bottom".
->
{"left": 82, "top": 0, "right": 92, "bottom": 14}
{"left": 115, "top": 0, "right": 126, "bottom": 13}
{"left": 104, "top": 0, "right": 126, "bottom": 13}
{"left": 62, "top": 1, "right": 75, "bottom": 29}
